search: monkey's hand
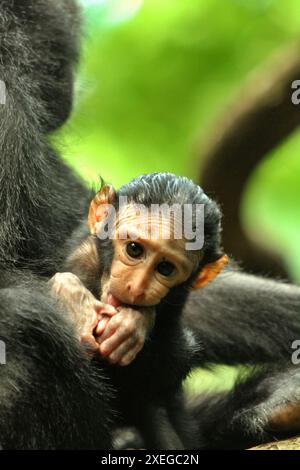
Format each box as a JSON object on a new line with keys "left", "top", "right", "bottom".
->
{"left": 95, "top": 307, "right": 155, "bottom": 366}
{"left": 49, "top": 272, "right": 117, "bottom": 354}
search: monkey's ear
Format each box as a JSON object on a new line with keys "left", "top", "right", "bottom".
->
{"left": 192, "top": 254, "right": 228, "bottom": 289}
{"left": 88, "top": 184, "right": 116, "bottom": 235}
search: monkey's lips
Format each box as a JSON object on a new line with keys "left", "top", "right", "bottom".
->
{"left": 106, "top": 292, "right": 143, "bottom": 309}
{"left": 106, "top": 293, "right": 122, "bottom": 309}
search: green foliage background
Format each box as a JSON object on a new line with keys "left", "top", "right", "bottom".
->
{"left": 59, "top": 0, "right": 300, "bottom": 392}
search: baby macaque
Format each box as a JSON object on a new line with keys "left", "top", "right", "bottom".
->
{"left": 51, "top": 172, "right": 227, "bottom": 448}
{"left": 51, "top": 173, "right": 226, "bottom": 365}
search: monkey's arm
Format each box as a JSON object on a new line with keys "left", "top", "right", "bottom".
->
{"left": 184, "top": 270, "right": 300, "bottom": 365}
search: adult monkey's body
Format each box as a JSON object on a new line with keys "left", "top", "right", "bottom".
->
{"left": 1, "top": 0, "right": 300, "bottom": 450}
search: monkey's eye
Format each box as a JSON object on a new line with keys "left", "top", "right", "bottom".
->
{"left": 126, "top": 242, "right": 144, "bottom": 259}
{"left": 156, "top": 261, "right": 176, "bottom": 277}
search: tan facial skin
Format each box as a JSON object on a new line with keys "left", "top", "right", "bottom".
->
{"left": 100, "top": 207, "right": 196, "bottom": 308}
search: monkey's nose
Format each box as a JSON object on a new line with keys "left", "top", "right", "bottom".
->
{"left": 127, "top": 282, "right": 141, "bottom": 293}
{"left": 127, "top": 283, "right": 145, "bottom": 301}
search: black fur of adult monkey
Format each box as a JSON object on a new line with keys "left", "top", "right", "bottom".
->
{"left": 1, "top": 0, "right": 300, "bottom": 450}
{"left": 0, "top": 0, "right": 112, "bottom": 449}
{"left": 0, "top": 0, "right": 90, "bottom": 272}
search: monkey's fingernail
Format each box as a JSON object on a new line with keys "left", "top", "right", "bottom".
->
{"left": 97, "top": 319, "right": 107, "bottom": 333}
{"left": 107, "top": 307, "right": 117, "bottom": 314}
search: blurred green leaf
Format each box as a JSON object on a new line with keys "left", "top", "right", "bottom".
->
{"left": 58, "top": 0, "right": 300, "bottom": 282}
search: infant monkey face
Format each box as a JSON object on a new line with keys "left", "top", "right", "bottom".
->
{"left": 104, "top": 211, "right": 196, "bottom": 308}
{"left": 89, "top": 181, "right": 227, "bottom": 309}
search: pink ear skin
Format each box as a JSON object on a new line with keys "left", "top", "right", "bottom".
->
{"left": 88, "top": 184, "right": 116, "bottom": 235}
{"left": 192, "top": 255, "right": 229, "bottom": 289}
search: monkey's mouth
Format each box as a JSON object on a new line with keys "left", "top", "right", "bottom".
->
{"left": 106, "top": 292, "right": 122, "bottom": 309}
{"left": 106, "top": 291, "right": 145, "bottom": 309}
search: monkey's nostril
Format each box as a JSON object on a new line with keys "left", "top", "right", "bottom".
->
{"left": 126, "top": 282, "right": 145, "bottom": 299}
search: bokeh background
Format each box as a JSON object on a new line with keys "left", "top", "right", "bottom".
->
{"left": 57, "top": 0, "right": 300, "bottom": 392}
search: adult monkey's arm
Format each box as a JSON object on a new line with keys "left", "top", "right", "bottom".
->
{"left": 183, "top": 269, "right": 300, "bottom": 365}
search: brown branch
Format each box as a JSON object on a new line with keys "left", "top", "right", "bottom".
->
{"left": 249, "top": 435, "right": 300, "bottom": 450}
{"left": 198, "top": 44, "right": 300, "bottom": 278}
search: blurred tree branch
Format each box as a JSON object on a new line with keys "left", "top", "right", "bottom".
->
{"left": 199, "top": 44, "right": 300, "bottom": 278}
{"left": 250, "top": 435, "right": 300, "bottom": 450}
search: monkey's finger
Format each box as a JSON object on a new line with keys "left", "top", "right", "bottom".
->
{"left": 99, "top": 325, "right": 133, "bottom": 356}
{"left": 97, "top": 325, "right": 120, "bottom": 355}
{"left": 119, "top": 346, "right": 142, "bottom": 366}
{"left": 95, "top": 303, "right": 117, "bottom": 317}
{"left": 96, "top": 315, "right": 122, "bottom": 342}
{"left": 83, "top": 312, "right": 101, "bottom": 334}
{"left": 80, "top": 333, "right": 99, "bottom": 353}
{"left": 95, "top": 317, "right": 110, "bottom": 336}
{"left": 119, "top": 337, "right": 145, "bottom": 366}
{"left": 94, "top": 315, "right": 110, "bottom": 338}
{"left": 106, "top": 337, "right": 137, "bottom": 364}
{"left": 98, "top": 320, "right": 133, "bottom": 352}
{"left": 81, "top": 313, "right": 101, "bottom": 339}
